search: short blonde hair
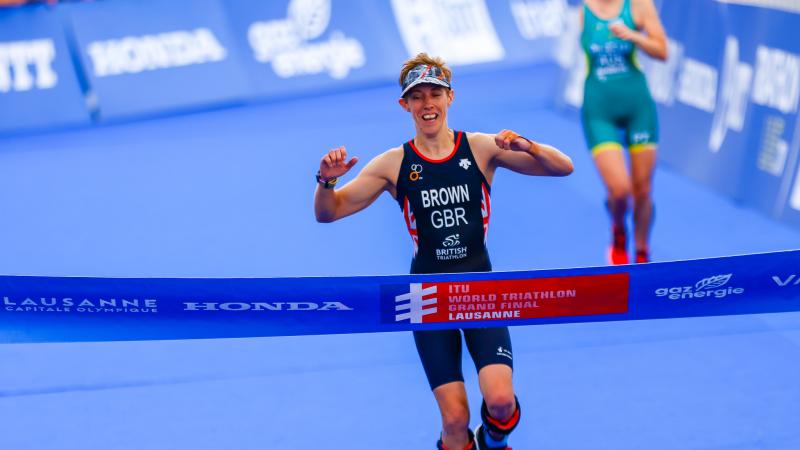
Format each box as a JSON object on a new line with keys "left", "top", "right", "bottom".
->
{"left": 398, "top": 53, "right": 452, "bottom": 88}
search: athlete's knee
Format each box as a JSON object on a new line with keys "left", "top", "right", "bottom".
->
{"left": 607, "top": 184, "right": 632, "bottom": 204}
{"left": 483, "top": 391, "right": 516, "bottom": 421}
{"left": 608, "top": 184, "right": 631, "bottom": 209}
{"left": 440, "top": 405, "right": 470, "bottom": 434}
{"left": 481, "top": 396, "right": 521, "bottom": 436}
{"left": 632, "top": 180, "right": 652, "bottom": 203}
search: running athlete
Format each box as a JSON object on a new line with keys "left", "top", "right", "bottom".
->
{"left": 580, "top": 0, "right": 667, "bottom": 264}
{"left": 314, "top": 54, "right": 573, "bottom": 450}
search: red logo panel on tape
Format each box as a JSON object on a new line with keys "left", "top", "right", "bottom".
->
{"left": 391, "top": 273, "right": 629, "bottom": 323}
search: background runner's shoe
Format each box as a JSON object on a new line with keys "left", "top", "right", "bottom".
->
{"left": 474, "top": 424, "right": 512, "bottom": 450}
{"left": 635, "top": 249, "right": 650, "bottom": 263}
{"left": 608, "top": 225, "right": 629, "bottom": 265}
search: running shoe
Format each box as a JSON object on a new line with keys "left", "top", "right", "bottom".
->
{"left": 607, "top": 224, "right": 629, "bottom": 265}
{"left": 635, "top": 249, "right": 650, "bottom": 263}
{"left": 474, "top": 424, "right": 511, "bottom": 450}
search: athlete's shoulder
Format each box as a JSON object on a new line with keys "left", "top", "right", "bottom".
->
{"left": 630, "top": 0, "right": 657, "bottom": 15}
{"left": 465, "top": 132, "right": 500, "bottom": 154}
{"left": 377, "top": 145, "right": 405, "bottom": 164}
{"left": 364, "top": 145, "right": 404, "bottom": 177}
{"left": 465, "top": 131, "right": 492, "bottom": 144}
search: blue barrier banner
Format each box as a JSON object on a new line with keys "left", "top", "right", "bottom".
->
{"left": 224, "top": 0, "right": 567, "bottom": 100}
{"left": 62, "top": 0, "right": 252, "bottom": 120}
{"left": 738, "top": 14, "right": 800, "bottom": 223}
{"left": 224, "top": 0, "right": 406, "bottom": 99}
{"left": 1, "top": 0, "right": 575, "bottom": 134}
{"left": 388, "top": 0, "right": 562, "bottom": 74}
{"left": 2, "top": 250, "right": 798, "bottom": 343}
{"left": 557, "top": 0, "right": 800, "bottom": 228}
{"left": 0, "top": 5, "right": 90, "bottom": 134}
{"left": 648, "top": 2, "right": 800, "bottom": 209}
{"left": 484, "top": 0, "right": 566, "bottom": 67}
{"left": 646, "top": 0, "right": 748, "bottom": 199}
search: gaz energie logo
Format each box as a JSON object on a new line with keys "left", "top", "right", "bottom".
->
{"left": 655, "top": 274, "right": 745, "bottom": 300}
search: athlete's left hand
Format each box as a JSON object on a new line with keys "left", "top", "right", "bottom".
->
{"left": 610, "top": 21, "right": 640, "bottom": 43}
{"left": 495, "top": 129, "right": 532, "bottom": 152}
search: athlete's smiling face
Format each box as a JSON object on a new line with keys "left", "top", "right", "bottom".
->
{"left": 399, "top": 84, "right": 454, "bottom": 134}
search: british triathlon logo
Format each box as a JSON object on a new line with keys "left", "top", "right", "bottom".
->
{"left": 442, "top": 234, "right": 460, "bottom": 247}
{"left": 389, "top": 283, "right": 438, "bottom": 323}
{"left": 655, "top": 274, "right": 744, "bottom": 300}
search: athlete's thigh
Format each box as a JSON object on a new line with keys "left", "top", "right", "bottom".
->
{"left": 629, "top": 146, "right": 657, "bottom": 195}
{"left": 463, "top": 326, "right": 513, "bottom": 373}
{"left": 581, "top": 107, "right": 624, "bottom": 154}
{"left": 626, "top": 97, "right": 659, "bottom": 151}
{"left": 477, "top": 363, "right": 514, "bottom": 404}
{"left": 593, "top": 146, "right": 631, "bottom": 195}
{"left": 414, "top": 329, "right": 464, "bottom": 390}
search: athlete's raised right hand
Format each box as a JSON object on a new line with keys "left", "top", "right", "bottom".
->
{"left": 319, "top": 146, "right": 359, "bottom": 180}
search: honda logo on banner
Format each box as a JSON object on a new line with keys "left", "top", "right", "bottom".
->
{"left": 86, "top": 28, "right": 228, "bottom": 77}
{"left": 393, "top": 283, "right": 438, "bottom": 323}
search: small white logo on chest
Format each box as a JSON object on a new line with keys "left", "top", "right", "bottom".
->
{"left": 459, "top": 158, "right": 471, "bottom": 170}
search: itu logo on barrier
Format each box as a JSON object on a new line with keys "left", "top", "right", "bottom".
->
{"left": 655, "top": 274, "right": 745, "bottom": 300}
{"left": 393, "top": 283, "right": 438, "bottom": 323}
{"left": 381, "top": 283, "right": 438, "bottom": 323}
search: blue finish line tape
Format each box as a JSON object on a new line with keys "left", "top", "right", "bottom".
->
{"left": 1, "top": 250, "right": 799, "bottom": 343}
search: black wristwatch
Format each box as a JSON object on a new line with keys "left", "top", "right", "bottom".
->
{"left": 316, "top": 171, "right": 338, "bottom": 189}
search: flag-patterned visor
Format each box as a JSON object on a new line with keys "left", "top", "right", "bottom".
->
{"left": 400, "top": 64, "right": 451, "bottom": 97}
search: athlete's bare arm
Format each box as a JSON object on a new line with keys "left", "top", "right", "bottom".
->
{"left": 468, "top": 131, "right": 573, "bottom": 184}
{"left": 615, "top": 0, "right": 668, "bottom": 60}
{"left": 314, "top": 146, "right": 403, "bottom": 223}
